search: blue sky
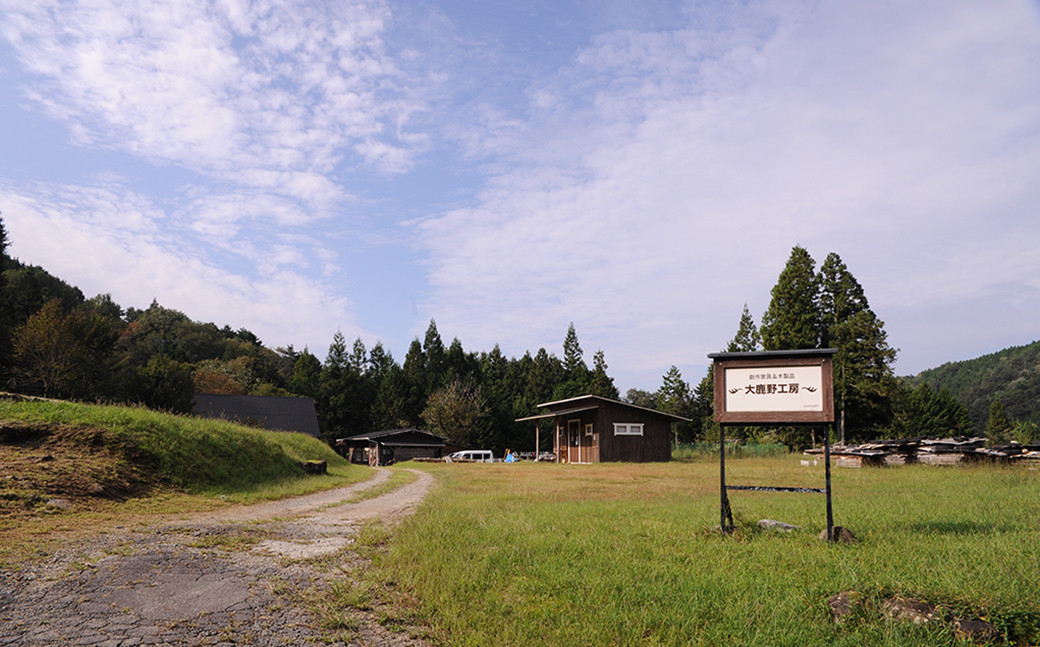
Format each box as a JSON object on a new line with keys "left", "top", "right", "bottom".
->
{"left": 1, "top": 0, "right": 1039, "bottom": 392}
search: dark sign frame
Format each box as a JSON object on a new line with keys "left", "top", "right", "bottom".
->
{"left": 710, "top": 349, "right": 836, "bottom": 425}
{"left": 707, "top": 349, "right": 839, "bottom": 540}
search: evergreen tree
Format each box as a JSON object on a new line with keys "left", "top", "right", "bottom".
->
{"left": 986, "top": 397, "right": 1014, "bottom": 443}
{"left": 0, "top": 213, "right": 7, "bottom": 270}
{"left": 760, "top": 246, "right": 820, "bottom": 350}
{"left": 400, "top": 338, "right": 429, "bottom": 427}
{"left": 554, "top": 323, "right": 590, "bottom": 399}
{"left": 349, "top": 337, "right": 367, "bottom": 375}
{"left": 422, "top": 320, "right": 446, "bottom": 392}
{"left": 895, "top": 383, "right": 971, "bottom": 437}
{"left": 445, "top": 337, "right": 479, "bottom": 384}
{"left": 656, "top": 366, "right": 697, "bottom": 443}
{"left": 818, "top": 253, "right": 868, "bottom": 347}
{"left": 726, "top": 304, "right": 760, "bottom": 352}
{"left": 588, "top": 350, "right": 619, "bottom": 399}
{"left": 368, "top": 341, "right": 404, "bottom": 430}
{"left": 817, "top": 253, "right": 898, "bottom": 441}
{"left": 830, "top": 309, "right": 898, "bottom": 441}
{"left": 317, "top": 332, "right": 350, "bottom": 440}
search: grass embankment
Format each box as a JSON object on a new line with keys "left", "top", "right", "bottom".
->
{"left": 0, "top": 396, "right": 369, "bottom": 563}
{"left": 357, "top": 458, "right": 1040, "bottom": 646}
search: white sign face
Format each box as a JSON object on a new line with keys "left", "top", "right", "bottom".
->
{"left": 723, "top": 365, "right": 825, "bottom": 413}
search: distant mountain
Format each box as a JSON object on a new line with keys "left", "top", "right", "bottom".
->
{"left": 910, "top": 340, "right": 1040, "bottom": 433}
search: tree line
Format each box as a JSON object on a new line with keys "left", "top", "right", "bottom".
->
{"left": 1, "top": 215, "right": 625, "bottom": 452}
{"left": 2, "top": 214, "right": 1027, "bottom": 450}
{"left": 622, "top": 246, "right": 1030, "bottom": 446}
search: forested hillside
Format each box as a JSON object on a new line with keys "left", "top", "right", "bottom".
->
{"left": 0, "top": 216, "right": 631, "bottom": 454}
{"left": 911, "top": 340, "right": 1040, "bottom": 435}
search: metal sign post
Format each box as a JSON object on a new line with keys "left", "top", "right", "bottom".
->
{"left": 709, "top": 349, "right": 838, "bottom": 541}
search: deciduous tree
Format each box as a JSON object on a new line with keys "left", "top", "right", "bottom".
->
{"left": 422, "top": 379, "right": 492, "bottom": 448}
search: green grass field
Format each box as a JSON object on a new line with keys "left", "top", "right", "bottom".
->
{"left": 4, "top": 398, "right": 1037, "bottom": 644}
{"left": 361, "top": 458, "right": 1040, "bottom": 646}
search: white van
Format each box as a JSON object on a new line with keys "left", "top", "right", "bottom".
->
{"left": 448, "top": 450, "right": 494, "bottom": 462}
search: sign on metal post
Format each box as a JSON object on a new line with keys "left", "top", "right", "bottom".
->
{"left": 708, "top": 349, "right": 838, "bottom": 540}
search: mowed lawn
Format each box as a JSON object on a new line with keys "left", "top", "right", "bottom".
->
{"left": 371, "top": 457, "right": 1040, "bottom": 646}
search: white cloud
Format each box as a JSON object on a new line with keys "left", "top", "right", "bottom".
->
{"left": 0, "top": 0, "right": 423, "bottom": 206}
{"left": 0, "top": 181, "right": 363, "bottom": 353}
{"left": 413, "top": 0, "right": 1040, "bottom": 385}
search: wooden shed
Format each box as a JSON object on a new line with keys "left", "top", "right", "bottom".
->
{"left": 336, "top": 428, "right": 447, "bottom": 466}
{"left": 517, "top": 394, "right": 689, "bottom": 463}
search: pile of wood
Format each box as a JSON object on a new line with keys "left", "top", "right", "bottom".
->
{"left": 806, "top": 437, "right": 1040, "bottom": 468}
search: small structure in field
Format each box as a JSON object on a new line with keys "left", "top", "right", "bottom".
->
{"left": 516, "top": 394, "right": 688, "bottom": 463}
{"left": 336, "top": 428, "right": 447, "bottom": 466}
{"left": 192, "top": 393, "right": 321, "bottom": 438}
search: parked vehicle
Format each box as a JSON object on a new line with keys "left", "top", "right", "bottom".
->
{"left": 448, "top": 450, "right": 495, "bottom": 462}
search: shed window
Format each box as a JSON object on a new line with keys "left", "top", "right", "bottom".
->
{"left": 613, "top": 423, "right": 644, "bottom": 436}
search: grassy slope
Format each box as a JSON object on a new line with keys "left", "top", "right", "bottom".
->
{"left": 368, "top": 459, "right": 1040, "bottom": 646}
{"left": 0, "top": 397, "right": 371, "bottom": 562}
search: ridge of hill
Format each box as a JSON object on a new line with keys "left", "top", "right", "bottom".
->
{"left": 910, "top": 339, "right": 1040, "bottom": 432}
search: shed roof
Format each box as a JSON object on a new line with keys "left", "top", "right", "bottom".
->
{"left": 337, "top": 427, "right": 447, "bottom": 447}
{"left": 515, "top": 394, "right": 690, "bottom": 423}
{"left": 193, "top": 393, "right": 321, "bottom": 437}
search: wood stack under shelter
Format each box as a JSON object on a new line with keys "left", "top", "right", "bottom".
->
{"left": 807, "top": 437, "right": 1040, "bottom": 468}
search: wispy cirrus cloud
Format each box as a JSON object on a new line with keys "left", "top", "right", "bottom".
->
{"left": 1, "top": 0, "right": 424, "bottom": 206}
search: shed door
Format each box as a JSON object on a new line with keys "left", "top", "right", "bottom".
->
{"left": 583, "top": 423, "right": 599, "bottom": 463}
{"left": 567, "top": 419, "right": 581, "bottom": 463}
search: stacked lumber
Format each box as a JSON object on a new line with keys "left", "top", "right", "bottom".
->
{"left": 805, "top": 438, "right": 1040, "bottom": 467}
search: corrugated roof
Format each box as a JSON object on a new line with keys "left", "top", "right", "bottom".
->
{"left": 337, "top": 427, "right": 447, "bottom": 444}
{"left": 193, "top": 393, "right": 321, "bottom": 437}
{"left": 515, "top": 394, "right": 690, "bottom": 423}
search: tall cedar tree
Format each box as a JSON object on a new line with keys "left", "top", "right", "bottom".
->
{"left": 818, "top": 253, "right": 898, "bottom": 440}
{"left": 760, "top": 246, "right": 820, "bottom": 350}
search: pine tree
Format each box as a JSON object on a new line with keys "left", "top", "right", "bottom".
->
{"left": 760, "top": 246, "right": 820, "bottom": 350}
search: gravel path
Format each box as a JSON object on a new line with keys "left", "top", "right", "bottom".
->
{"left": 0, "top": 468, "right": 437, "bottom": 647}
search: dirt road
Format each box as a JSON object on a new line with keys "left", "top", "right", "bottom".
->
{"left": 0, "top": 468, "right": 436, "bottom": 647}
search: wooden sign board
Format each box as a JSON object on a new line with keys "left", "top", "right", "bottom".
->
{"left": 709, "top": 349, "right": 837, "bottom": 425}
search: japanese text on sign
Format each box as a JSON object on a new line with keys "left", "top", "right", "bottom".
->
{"left": 723, "top": 365, "right": 824, "bottom": 413}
